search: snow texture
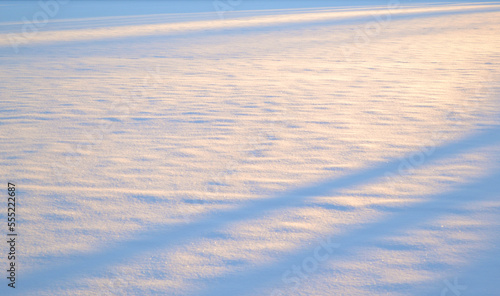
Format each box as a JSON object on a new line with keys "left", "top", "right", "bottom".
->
{"left": 1, "top": 1, "right": 500, "bottom": 295}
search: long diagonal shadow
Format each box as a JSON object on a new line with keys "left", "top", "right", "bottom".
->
{"left": 3, "top": 5, "right": 499, "bottom": 53}
{"left": 198, "top": 165, "right": 500, "bottom": 296}
{"left": 15, "top": 125, "right": 500, "bottom": 294}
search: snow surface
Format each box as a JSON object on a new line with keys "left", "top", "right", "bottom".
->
{"left": 1, "top": 1, "right": 500, "bottom": 295}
